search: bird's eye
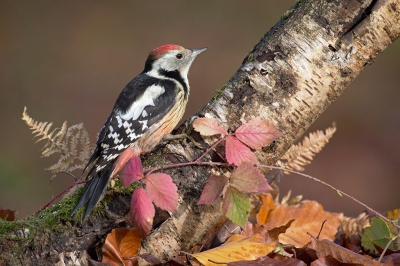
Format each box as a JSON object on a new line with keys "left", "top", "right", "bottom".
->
{"left": 176, "top": 53, "right": 183, "bottom": 59}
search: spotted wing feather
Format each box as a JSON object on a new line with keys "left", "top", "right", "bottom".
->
{"left": 84, "top": 73, "right": 177, "bottom": 179}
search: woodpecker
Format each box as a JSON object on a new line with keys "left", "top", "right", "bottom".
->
{"left": 70, "top": 44, "right": 208, "bottom": 219}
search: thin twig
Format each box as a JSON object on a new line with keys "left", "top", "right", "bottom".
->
{"left": 257, "top": 165, "right": 400, "bottom": 230}
{"left": 194, "top": 138, "right": 225, "bottom": 163}
{"left": 145, "top": 138, "right": 226, "bottom": 175}
{"left": 378, "top": 234, "right": 399, "bottom": 262}
{"left": 36, "top": 180, "right": 87, "bottom": 214}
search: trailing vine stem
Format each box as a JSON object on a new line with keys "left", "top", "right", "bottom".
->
{"left": 256, "top": 165, "right": 400, "bottom": 230}
{"left": 39, "top": 135, "right": 399, "bottom": 231}
{"left": 144, "top": 137, "right": 226, "bottom": 175}
{"left": 148, "top": 159, "right": 400, "bottom": 230}
{"left": 36, "top": 180, "right": 87, "bottom": 214}
{"left": 146, "top": 136, "right": 400, "bottom": 230}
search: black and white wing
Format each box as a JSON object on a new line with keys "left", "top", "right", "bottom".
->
{"left": 84, "top": 74, "right": 177, "bottom": 179}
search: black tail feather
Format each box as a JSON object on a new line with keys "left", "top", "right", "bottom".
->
{"left": 70, "top": 165, "right": 112, "bottom": 220}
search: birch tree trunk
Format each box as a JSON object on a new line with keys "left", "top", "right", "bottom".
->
{"left": 1, "top": 0, "right": 399, "bottom": 265}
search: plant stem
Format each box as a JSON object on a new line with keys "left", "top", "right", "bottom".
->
{"left": 36, "top": 180, "right": 87, "bottom": 214}
{"left": 257, "top": 165, "right": 400, "bottom": 230}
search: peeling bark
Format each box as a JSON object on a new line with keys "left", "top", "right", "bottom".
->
{"left": 1, "top": 0, "right": 399, "bottom": 265}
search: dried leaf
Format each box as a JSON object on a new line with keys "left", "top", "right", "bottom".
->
{"left": 139, "top": 253, "right": 166, "bottom": 265}
{"left": 310, "top": 255, "right": 363, "bottom": 266}
{"left": 228, "top": 256, "right": 306, "bottom": 266}
{"left": 230, "top": 163, "right": 272, "bottom": 193}
{"left": 336, "top": 213, "right": 368, "bottom": 253}
{"left": 267, "top": 219, "right": 295, "bottom": 241}
{"left": 120, "top": 156, "right": 143, "bottom": 187}
{"left": 225, "top": 136, "right": 258, "bottom": 166}
{"left": 263, "top": 201, "right": 342, "bottom": 247}
{"left": 192, "top": 234, "right": 276, "bottom": 266}
{"left": 381, "top": 253, "right": 400, "bottom": 266}
{"left": 193, "top": 117, "right": 227, "bottom": 136}
{"left": 145, "top": 173, "right": 178, "bottom": 212}
{"left": 0, "top": 208, "right": 16, "bottom": 221}
{"left": 198, "top": 175, "right": 228, "bottom": 205}
{"left": 23, "top": 107, "right": 92, "bottom": 178}
{"left": 256, "top": 193, "right": 275, "bottom": 225}
{"left": 280, "top": 125, "right": 336, "bottom": 173}
{"left": 241, "top": 222, "right": 269, "bottom": 240}
{"left": 309, "top": 237, "right": 384, "bottom": 266}
{"left": 222, "top": 186, "right": 250, "bottom": 226}
{"left": 235, "top": 118, "right": 282, "bottom": 150}
{"left": 130, "top": 188, "right": 155, "bottom": 236}
{"left": 102, "top": 228, "right": 142, "bottom": 266}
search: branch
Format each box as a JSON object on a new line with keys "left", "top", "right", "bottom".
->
{"left": 140, "top": 0, "right": 400, "bottom": 262}
{"left": 1, "top": 0, "right": 399, "bottom": 265}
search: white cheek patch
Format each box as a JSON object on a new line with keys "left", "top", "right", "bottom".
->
{"left": 120, "top": 84, "right": 165, "bottom": 120}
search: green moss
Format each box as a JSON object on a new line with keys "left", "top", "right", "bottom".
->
{"left": 213, "top": 84, "right": 227, "bottom": 100}
{"left": 0, "top": 182, "right": 134, "bottom": 261}
{"left": 247, "top": 53, "right": 254, "bottom": 63}
{"left": 0, "top": 219, "right": 16, "bottom": 236}
{"left": 281, "top": 9, "right": 295, "bottom": 20}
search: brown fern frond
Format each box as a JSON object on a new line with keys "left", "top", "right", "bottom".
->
{"left": 45, "top": 123, "right": 91, "bottom": 175}
{"left": 23, "top": 107, "right": 92, "bottom": 178}
{"left": 278, "top": 124, "right": 336, "bottom": 174}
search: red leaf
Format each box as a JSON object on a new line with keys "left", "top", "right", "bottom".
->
{"left": 198, "top": 175, "right": 228, "bottom": 204}
{"left": 120, "top": 156, "right": 143, "bottom": 187}
{"left": 130, "top": 188, "right": 155, "bottom": 236}
{"left": 230, "top": 163, "right": 272, "bottom": 193}
{"left": 145, "top": 173, "right": 178, "bottom": 212}
{"left": 225, "top": 136, "right": 258, "bottom": 166}
{"left": 111, "top": 147, "right": 135, "bottom": 178}
{"left": 235, "top": 118, "right": 282, "bottom": 150}
{"left": 193, "top": 117, "right": 227, "bottom": 136}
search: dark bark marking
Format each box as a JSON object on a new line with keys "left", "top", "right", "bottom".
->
{"left": 340, "top": 0, "right": 378, "bottom": 37}
{"left": 340, "top": 67, "right": 353, "bottom": 77}
{"left": 256, "top": 46, "right": 284, "bottom": 63}
{"left": 229, "top": 79, "right": 255, "bottom": 108}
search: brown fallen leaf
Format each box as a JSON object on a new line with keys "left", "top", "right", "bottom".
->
{"left": 241, "top": 222, "right": 268, "bottom": 240}
{"left": 309, "top": 237, "right": 384, "bottom": 266}
{"left": 0, "top": 208, "right": 16, "bottom": 221}
{"left": 310, "top": 255, "right": 363, "bottom": 266}
{"left": 139, "top": 253, "right": 166, "bottom": 265}
{"left": 268, "top": 219, "right": 295, "bottom": 241}
{"left": 381, "top": 253, "right": 400, "bottom": 266}
{"left": 102, "top": 228, "right": 142, "bottom": 266}
{"left": 227, "top": 256, "right": 306, "bottom": 265}
{"left": 256, "top": 193, "right": 275, "bottom": 225}
{"left": 263, "top": 201, "right": 342, "bottom": 247}
{"left": 192, "top": 234, "right": 276, "bottom": 266}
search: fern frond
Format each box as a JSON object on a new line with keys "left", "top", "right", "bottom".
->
{"left": 23, "top": 107, "right": 92, "bottom": 178}
{"left": 278, "top": 124, "right": 336, "bottom": 174}
{"left": 78, "top": 128, "right": 91, "bottom": 162}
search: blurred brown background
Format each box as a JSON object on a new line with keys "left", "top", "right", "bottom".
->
{"left": 1, "top": 1, "right": 399, "bottom": 219}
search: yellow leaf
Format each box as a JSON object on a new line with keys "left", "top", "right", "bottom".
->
{"left": 192, "top": 234, "right": 276, "bottom": 266}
